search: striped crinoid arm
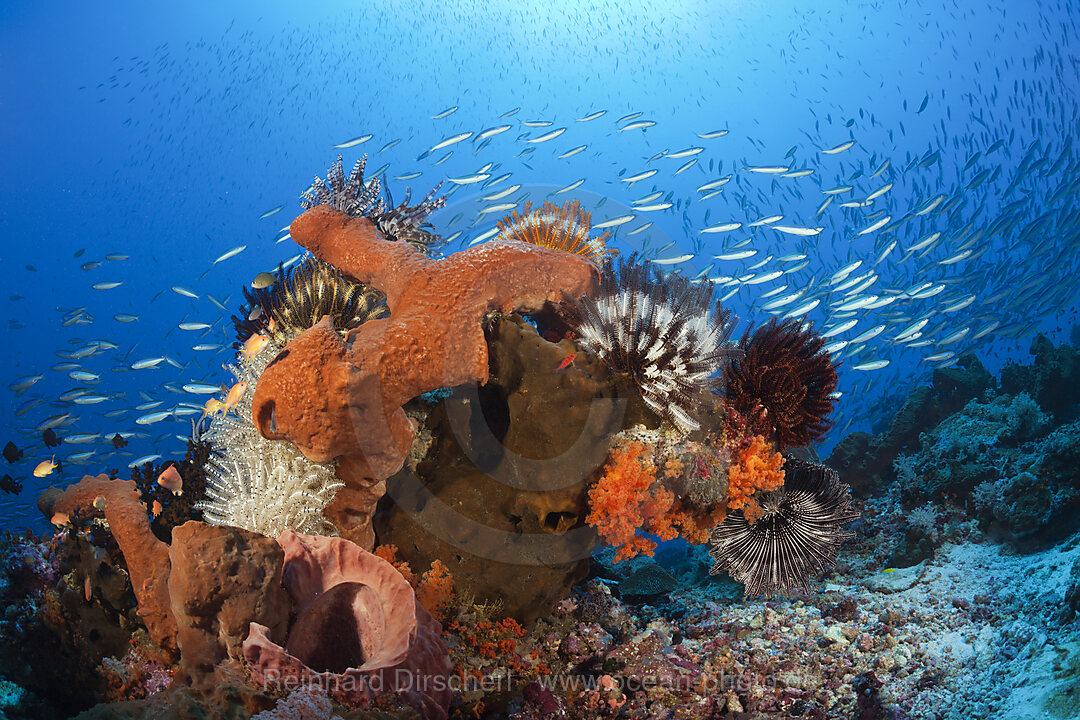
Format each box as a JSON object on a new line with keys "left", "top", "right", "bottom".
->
{"left": 497, "top": 200, "right": 613, "bottom": 262}
{"left": 573, "top": 254, "right": 738, "bottom": 432}
{"left": 232, "top": 257, "right": 387, "bottom": 345}
{"left": 300, "top": 154, "right": 384, "bottom": 218}
{"left": 708, "top": 456, "right": 859, "bottom": 597}
{"left": 399, "top": 181, "right": 448, "bottom": 225}
{"left": 372, "top": 181, "right": 449, "bottom": 253}
{"left": 270, "top": 258, "right": 387, "bottom": 343}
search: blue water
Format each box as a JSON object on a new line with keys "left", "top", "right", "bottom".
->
{"left": 2, "top": 0, "right": 1079, "bottom": 534}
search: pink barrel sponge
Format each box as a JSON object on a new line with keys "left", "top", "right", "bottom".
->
{"left": 243, "top": 530, "right": 452, "bottom": 720}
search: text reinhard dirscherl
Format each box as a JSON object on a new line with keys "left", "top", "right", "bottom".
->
{"left": 260, "top": 667, "right": 793, "bottom": 695}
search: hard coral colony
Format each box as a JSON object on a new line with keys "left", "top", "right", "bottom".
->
{"left": 27, "top": 153, "right": 861, "bottom": 719}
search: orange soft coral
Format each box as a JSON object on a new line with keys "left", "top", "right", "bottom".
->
{"left": 666, "top": 501, "right": 727, "bottom": 545}
{"left": 725, "top": 435, "right": 785, "bottom": 524}
{"left": 588, "top": 437, "right": 755, "bottom": 559}
{"left": 585, "top": 441, "right": 682, "bottom": 561}
{"left": 373, "top": 543, "right": 416, "bottom": 586}
{"left": 416, "top": 560, "right": 456, "bottom": 623}
{"left": 375, "top": 546, "right": 454, "bottom": 622}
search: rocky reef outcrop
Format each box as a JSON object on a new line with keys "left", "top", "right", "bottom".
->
{"left": 376, "top": 314, "right": 630, "bottom": 622}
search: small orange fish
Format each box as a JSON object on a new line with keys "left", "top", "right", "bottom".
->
{"left": 200, "top": 397, "right": 226, "bottom": 420}
{"left": 267, "top": 317, "right": 277, "bottom": 334}
{"left": 50, "top": 512, "right": 70, "bottom": 526}
{"left": 223, "top": 381, "right": 248, "bottom": 414}
{"left": 84, "top": 576, "right": 92, "bottom": 602}
{"left": 151, "top": 500, "right": 163, "bottom": 518}
{"left": 33, "top": 456, "right": 57, "bottom": 478}
{"left": 242, "top": 333, "right": 270, "bottom": 361}
{"left": 555, "top": 353, "right": 578, "bottom": 372}
{"left": 157, "top": 464, "right": 183, "bottom": 496}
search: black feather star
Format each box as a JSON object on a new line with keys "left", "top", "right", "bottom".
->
{"left": 573, "top": 254, "right": 738, "bottom": 432}
{"left": 708, "top": 456, "right": 860, "bottom": 597}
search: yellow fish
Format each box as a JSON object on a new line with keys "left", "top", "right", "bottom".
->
{"left": 200, "top": 397, "right": 226, "bottom": 420}
{"left": 223, "top": 382, "right": 248, "bottom": 414}
{"left": 242, "top": 333, "right": 270, "bottom": 361}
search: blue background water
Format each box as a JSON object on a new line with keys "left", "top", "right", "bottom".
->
{"left": 2, "top": 0, "right": 1079, "bottom": 531}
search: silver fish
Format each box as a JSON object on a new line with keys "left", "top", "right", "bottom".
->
{"left": 332, "top": 134, "right": 373, "bottom": 148}
{"left": 213, "top": 245, "right": 246, "bottom": 264}
{"left": 135, "top": 411, "right": 172, "bottom": 425}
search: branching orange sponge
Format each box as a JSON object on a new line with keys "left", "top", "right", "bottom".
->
{"left": 725, "top": 435, "right": 786, "bottom": 524}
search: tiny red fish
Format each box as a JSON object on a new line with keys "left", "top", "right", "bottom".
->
{"left": 555, "top": 353, "right": 577, "bottom": 372}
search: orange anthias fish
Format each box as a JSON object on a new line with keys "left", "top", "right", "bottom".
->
{"left": 33, "top": 456, "right": 57, "bottom": 477}
{"left": 151, "top": 500, "right": 163, "bottom": 518}
{"left": 157, "top": 464, "right": 183, "bottom": 496}
{"left": 555, "top": 353, "right": 578, "bottom": 372}
{"left": 223, "top": 381, "right": 248, "bottom": 414}
{"left": 200, "top": 397, "right": 226, "bottom": 420}
{"left": 242, "top": 333, "right": 270, "bottom": 361}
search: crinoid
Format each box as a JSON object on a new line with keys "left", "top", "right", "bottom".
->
{"left": 300, "top": 154, "right": 383, "bottom": 218}
{"left": 719, "top": 317, "right": 838, "bottom": 450}
{"left": 496, "top": 200, "right": 613, "bottom": 262}
{"left": 573, "top": 255, "right": 738, "bottom": 432}
{"left": 708, "top": 456, "right": 859, "bottom": 597}
{"left": 301, "top": 154, "right": 447, "bottom": 254}
{"left": 370, "top": 181, "right": 448, "bottom": 254}
{"left": 232, "top": 257, "right": 387, "bottom": 345}
{"left": 196, "top": 413, "right": 344, "bottom": 537}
